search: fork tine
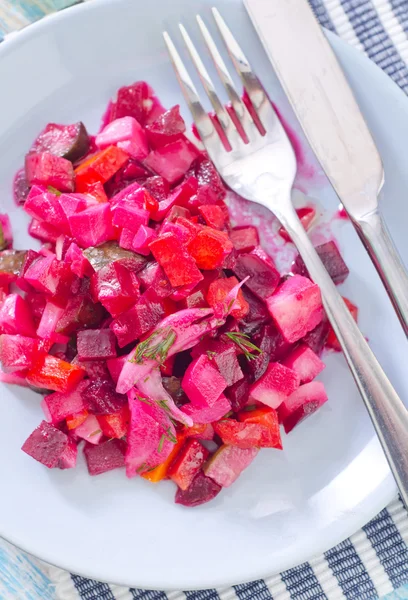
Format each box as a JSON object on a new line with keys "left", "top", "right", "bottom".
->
{"left": 196, "top": 15, "right": 260, "bottom": 144}
{"left": 212, "top": 7, "right": 272, "bottom": 131}
{"left": 163, "top": 31, "right": 224, "bottom": 156}
{"left": 178, "top": 24, "right": 243, "bottom": 151}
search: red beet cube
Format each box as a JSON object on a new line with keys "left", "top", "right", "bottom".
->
{"left": 229, "top": 226, "right": 259, "bottom": 253}
{"left": 145, "top": 105, "right": 186, "bottom": 148}
{"left": 143, "top": 176, "right": 170, "bottom": 202}
{"left": 182, "top": 394, "right": 231, "bottom": 424}
{"left": 144, "top": 138, "right": 198, "bottom": 185}
{"left": 138, "top": 262, "right": 173, "bottom": 299}
{"left": 283, "top": 343, "right": 325, "bottom": 383}
{"left": 91, "top": 262, "right": 140, "bottom": 317}
{"left": 41, "top": 381, "right": 88, "bottom": 424}
{"left": 206, "top": 276, "right": 249, "bottom": 320}
{"left": 195, "top": 159, "right": 226, "bottom": 200}
{"left": 112, "top": 204, "right": 149, "bottom": 232}
{"left": 198, "top": 205, "right": 227, "bottom": 230}
{"left": 266, "top": 275, "right": 324, "bottom": 343}
{"left": 248, "top": 323, "right": 292, "bottom": 382}
{"left": 132, "top": 226, "right": 157, "bottom": 256}
{"left": 159, "top": 221, "right": 195, "bottom": 246}
{"left": 24, "top": 191, "right": 71, "bottom": 236}
{"left": 28, "top": 219, "right": 60, "bottom": 244}
{"left": 182, "top": 354, "right": 228, "bottom": 408}
{"left": 109, "top": 81, "right": 165, "bottom": 126}
{"left": 77, "top": 329, "right": 117, "bottom": 361}
{"left": 249, "top": 362, "right": 299, "bottom": 409}
{"left": 0, "top": 294, "right": 36, "bottom": 337}
{"left": 149, "top": 233, "right": 203, "bottom": 287}
{"left": 168, "top": 439, "right": 209, "bottom": 490}
{"left": 84, "top": 439, "right": 126, "bottom": 475}
{"left": 326, "top": 297, "right": 358, "bottom": 351}
{"left": 110, "top": 295, "right": 165, "bottom": 347}
{"left": 0, "top": 334, "right": 38, "bottom": 372}
{"left": 211, "top": 344, "right": 243, "bottom": 387}
{"left": 175, "top": 471, "right": 222, "bottom": 507}
{"left": 188, "top": 228, "right": 233, "bottom": 270}
{"left": 302, "top": 318, "right": 330, "bottom": 355}
{"left": 81, "top": 378, "right": 127, "bottom": 415}
{"left": 22, "top": 420, "right": 77, "bottom": 469}
{"left": 25, "top": 152, "right": 75, "bottom": 193}
{"left": 278, "top": 381, "right": 328, "bottom": 433}
{"left": 69, "top": 203, "right": 115, "bottom": 248}
{"left": 226, "top": 377, "right": 251, "bottom": 412}
{"left": 204, "top": 445, "right": 258, "bottom": 487}
{"left": 292, "top": 241, "right": 350, "bottom": 285}
{"left": 233, "top": 246, "right": 280, "bottom": 300}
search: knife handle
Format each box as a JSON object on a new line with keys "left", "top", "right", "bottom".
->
{"left": 281, "top": 205, "right": 408, "bottom": 508}
{"left": 355, "top": 209, "right": 408, "bottom": 337}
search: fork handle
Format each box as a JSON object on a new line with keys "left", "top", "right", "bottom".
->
{"left": 281, "top": 206, "right": 408, "bottom": 507}
{"left": 353, "top": 209, "right": 408, "bottom": 337}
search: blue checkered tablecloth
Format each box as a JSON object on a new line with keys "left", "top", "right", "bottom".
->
{"left": 1, "top": 1, "right": 408, "bottom": 599}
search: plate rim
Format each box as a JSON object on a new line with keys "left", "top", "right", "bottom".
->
{"left": 0, "top": 0, "right": 403, "bottom": 589}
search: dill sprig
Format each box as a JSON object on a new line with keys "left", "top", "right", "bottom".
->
{"left": 225, "top": 331, "right": 262, "bottom": 361}
{"left": 131, "top": 328, "right": 176, "bottom": 365}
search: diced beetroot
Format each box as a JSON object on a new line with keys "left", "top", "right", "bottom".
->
{"left": 69, "top": 203, "right": 115, "bottom": 248}
{"left": 13, "top": 168, "right": 31, "bottom": 205}
{"left": 77, "top": 329, "right": 117, "bottom": 361}
{"left": 25, "top": 191, "right": 71, "bottom": 236}
{"left": 226, "top": 378, "right": 250, "bottom": 413}
{"left": 74, "top": 414, "right": 104, "bottom": 444}
{"left": 145, "top": 105, "right": 186, "bottom": 148}
{"left": 302, "top": 318, "right": 329, "bottom": 356}
{"left": 0, "top": 294, "right": 36, "bottom": 337}
{"left": 283, "top": 343, "right": 325, "bottom": 383}
{"left": 150, "top": 177, "right": 198, "bottom": 222}
{"left": 180, "top": 289, "right": 207, "bottom": 309}
{"left": 143, "top": 176, "right": 170, "bottom": 203}
{"left": 56, "top": 294, "right": 104, "bottom": 335}
{"left": 249, "top": 362, "right": 299, "bottom": 409}
{"left": 27, "top": 355, "right": 85, "bottom": 393}
{"left": 204, "top": 445, "right": 258, "bottom": 487}
{"left": 279, "top": 206, "right": 316, "bottom": 242}
{"left": 248, "top": 323, "right": 291, "bottom": 381}
{"left": 112, "top": 204, "right": 149, "bottom": 232}
{"left": 107, "top": 356, "right": 127, "bottom": 384}
{"left": 206, "top": 276, "right": 249, "bottom": 320}
{"left": 326, "top": 298, "right": 358, "bottom": 351}
{"left": 24, "top": 255, "right": 74, "bottom": 299}
{"left": 144, "top": 139, "right": 198, "bottom": 185}
{"left": 91, "top": 262, "right": 140, "bottom": 317}
{"left": 0, "top": 250, "right": 27, "bottom": 287}
{"left": 71, "top": 357, "right": 110, "bottom": 380}
{"left": 233, "top": 246, "right": 280, "bottom": 300}
{"left": 182, "top": 394, "right": 231, "bottom": 424}
{"left": 65, "top": 242, "right": 94, "bottom": 278}
{"left": 266, "top": 275, "right": 324, "bottom": 343}
{"left": 25, "top": 152, "right": 75, "bottom": 192}
{"left": 230, "top": 226, "right": 259, "bottom": 253}
{"left": 25, "top": 291, "right": 46, "bottom": 326}
{"left": 194, "top": 159, "right": 226, "bottom": 200}
{"left": 36, "top": 301, "right": 65, "bottom": 339}
{"left": 75, "top": 146, "right": 129, "bottom": 191}
{"left": 278, "top": 381, "right": 328, "bottom": 433}
{"left": 188, "top": 228, "right": 233, "bottom": 270}
{"left": 138, "top": 262, "right": 173, "bottom": 299}
{"left": 109, "top": 182, "right": 142, "bottom": 209}
{"left": 118, "top": 228, "right": 136, "bottom": 251}
{"left": 0, "top": 334, "right": 38, "bottom": 372}
{"left": 205, "top": 341, "right": 243, "bottom": 387}
{"left": 41, "top": 380, "right": 89, "bottom": 424}
{"left": 126, "top": 390, "right": 176, "bottom": 476}
{"left": 187, "top": 184, "right": 219, "bottom": 212}
{"left": 182, "top": 354, "right": 227, "bottom": 408}
{"left": 214, "top": 413, "right": 282, "bottom": 449}
{"left": 185, "top": 423, "right": 214, "bottom": 441}
{"left": 81, "top": 378, "right": 127, "bottom": 415}
{"left": 132, "top": 225, "right": 157, "bottom": 255}
{"left": 97, "top": 405, "right": 130, "bottom": 439}
{"left": 198, "top": 205, "right": 226, "bottom": 230}
{"left": 292, "top": 241, "right": 350, "bottom": 285}
{"left": 84, "top": 439, "right": 126, "bottom": 475}
{"left": 110, "top": 295, "right": 165, "bottom": 347}
{"left": 150, "top": 233, "right": 203, "bottom": 287}
{"left": 0, "top": 371, "right": 30, "bottom": 387}
{"left": 159, "top": 222, "right": 194, "bottom": 246}
{"left": 30, "top": 122, "right": 89, "bottom": 162}
{"left": 0, "top": 215, "right": 13, "bottom": 250}
{"left": 175, "top": 471, "right": 222, "bottom": 507}
{"left": 109, "top": 81, "right": 165, "bottom": 126}
{"left": 28, "top": 219, "right": 60, "bottom": 244}
{"left": 96, "top": 116, "right": 148, "bottom": 160}
{"left": 58, "top": 193, "right": 89, "bottom": 218}
{"left": 168, "top": 439, "right": 209, "bottom": 490}
{"left": 22, "top": 420, "right": 77, "bottom": 469}
{"left": 84, "top": 181, "right": 109, "bottom": 204}
{"left": 55, "top": 235, "right": 74, "bottom": 261}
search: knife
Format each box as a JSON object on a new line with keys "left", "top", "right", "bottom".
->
{"left": 244, "top": 0, "right": 408, "bottom": 336}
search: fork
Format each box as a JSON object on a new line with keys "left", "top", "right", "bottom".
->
{"left": 163, "top": 9, "right": 408, "bottom": 506}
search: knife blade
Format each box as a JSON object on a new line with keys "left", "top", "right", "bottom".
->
{"left": 244, "top": 0, "right": 408, "bottom": 335}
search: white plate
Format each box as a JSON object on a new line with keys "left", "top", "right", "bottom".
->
{"left": 0, "top": 0, "right": 407, "bottom": 590}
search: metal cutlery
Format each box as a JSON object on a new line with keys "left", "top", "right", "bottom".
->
{"left": 244, "top": 0, "right": 408, "bottom": 337}
{"left": 163, "top": 9, "right": 408, "bottom": 506}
